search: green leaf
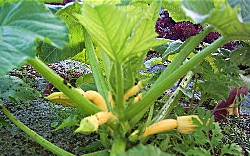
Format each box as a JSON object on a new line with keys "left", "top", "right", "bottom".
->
{"left": 0, "top": 1, "right": 69, "bottom": 77}
{"left": 83, "top": 0, "right": 121, "bottom": 5}
{"left": 221, "top": 143, "right": 242, "bottom": 156}
{"left": 182, "top": 0, "right": 214, "bottom": 23}
{"left": 50, "top": 121, "right": 59, "bottom": 128}
{"left": 161, "top": 0, "right": 193, "bottom": 22}
{"left": 0, "top": 118, "right": 11, "bottom": 127}
{"left": 38, "top": 2, "right": 84, "bottom": 63}
{"left": 75, "top": 4, "right": 140, "bottom": 62}
{"left": 0, "top": 0, "right": 63, "bottom": 6}
{"left": 76, "top": 73, "right": 95, "bottom": 88}
{"left": 54, "top": 115, "right": 79, "bottom": 131}
{"left": 185, "top": 147, "right": 211, "bottom": 156}
{"left": 210, "top": 124, "right": 223, "bottom": 147}
{"left": 77, "top": 141, "right": 103, "bottom": 152}
{"left": 230, "top": 46, "right": 250, "bottom": 67}
{"left": 227, "top": 0, "right": 250, "bottom": 22}
{"left": 76, "top": 3, "right": 167, "bottom": 63}
{"left": 117, "top": 145, "right": 173, "bottom": 156}
{"left": 162, "top": 40, "right": 183, "bottom": 62}
{"left": 181, "top": 0, "right": 250, "bottom": 39}
{"left": 0, "top": 75, "right": 40, "bottom": 101}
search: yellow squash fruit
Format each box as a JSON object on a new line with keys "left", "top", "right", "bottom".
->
{"left": 108, "top": 91, "right": 114, "bottom": 107}
{"left": 139, "top": 119, "right": 178, "bottom": 139}
{"left": 133, "top": 93, "right": 143, "bottom": 104}
{"left": 124, "top": 81, "right": 143, "bottom": 100}
{"left": 84, "top": 90, "right": 108, "bottom": 111}
{"left": 45, "top": 88, "right": 85, "bottom": 107}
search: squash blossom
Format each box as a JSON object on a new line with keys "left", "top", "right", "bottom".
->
{"left": 75, "top": 111, "right": 114, "bottom": 134}
{"left": 177, "top": 115, "right": 202, "bottom": 134}
{"left": 139, "top": 115, "right": 203, "bottom": 139}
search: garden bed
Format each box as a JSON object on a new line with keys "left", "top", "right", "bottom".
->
{"left": 1, "top": 60, "right": 249, "bottom": 155}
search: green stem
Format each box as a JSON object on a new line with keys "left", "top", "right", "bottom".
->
{"left": 188, "top": 97, "right": 207, "bottom": 115}
{"left": 110, "top": 137, "right": 126, "bottom": 156}
{"left": 156, "top": 27, "right": 213, "bottom": 83}
{"left": 152, "top": 71, "right": 194, "bottom": 123}
{"left": 27, "top": 57, "right": 101, "bottom": 115}
{"left": 114, "top": 62, "right": 125, "bottom": 120}
{"left": 125, "top": 36, "right": 228, "bottom": 120}
{"left": 83, "top": 28, "right": 110, "bottom": 110}
{"left": 1, "top": 105, "right": 74, "bottom": 156}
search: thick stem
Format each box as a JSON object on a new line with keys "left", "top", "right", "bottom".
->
{"left": 155, "top": 27, "right": 213, "bottom": 83}
{"left": 83, "top": 28, "right": 110, "bottom": 110}
{"left": 114, "top": 62, "right": 125, "bottom": 120}
{"left": 1, "top": 105, "right": 74, "bottom": 156}
{"left": 110, "top": 137, "right": 126, "bottom": 156}
{"left": 125, "top": 36, "right": 228, "bottom": 120}
{"left": 152, "top": 71, "right": 194, "bottom": 123}
{"left": 27, "top": 57, "right": 101, "bottom": 115}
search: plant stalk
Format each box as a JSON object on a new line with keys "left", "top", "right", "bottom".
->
{"left": 114, "top": 61, "right": 125, "bottom": 120}
{"left": 125, "top": 36, "right": 228, "bottom": 120}
{"left": 156, "top": 27, "right": 213, "bottom": 83}
{"left": 1, "top": 105, "right": 74, "bottom": 156}
{"left": 83, "top": 28, "right": 110, "bottom": 110}
{"left": 152, "top": 71, "right": 194, "bottom": 123}
{"left": 110, "top": 136, "right": 126, "bottom": 156}
{"left": 27, "top": 57, "right": 101, "bottom": 115}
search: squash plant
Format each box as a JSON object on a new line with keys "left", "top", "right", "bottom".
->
{"left": 0, "top": 0, "right": 250, "bottom": 155}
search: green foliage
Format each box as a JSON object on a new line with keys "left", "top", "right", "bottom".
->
{"left": 0, "top": 75, "right": 40, "bottom": 102}
{"left": 227, "top": 0, "right": 250, "bottom": 22}
{"left": 38, "top": 2, "right": 85, "bottom": 63}
{"left": 117, "top": 144, "right": 173, "bottom": 156}
{"left": 230, "top": 46, "right": 250, "bottom": 67}
{"left": 54, "top": 115, "right": 79, "bottom": 131}
{"left": 76, "top": 73, "right": 98, "bottom": 91}
{"left": 0, "top": 0, "right": 69, "bottom": 77}
{"left": 0, "top": 0, "right": 63, "bottom": 5}
{"left": 77, "top": 141, "right": 103, "bottom": 152}
{"left": 161, "top": 0, "right": 192, "bottom": 22}
{"left": 192, "top": 49, "right": 242, "bottom": 101}
{"left": 75, "top": 2, "right": 168, "bottom": 63}
{"left": 0, "top": 118, "right": 11, "bottom": 128}
{"left": 153, "top": 40, "right": 184, "bottom": 62}
{"left": 182, "top": 0, "right": 250, "bottom": 39}
{"left": 153, "top": 109, "right": 242, "bottom": 155}
{"left": 188, "top": 109, "right": 242, "bottom": 156}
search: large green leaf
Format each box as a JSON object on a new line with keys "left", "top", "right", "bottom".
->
{"left": 181, "top": 0, "right": 250, "bottom": 39}
{"left": 38, "top": 2, "right": 84, "bottom": 63}
{"left": 227, "top": 0, "right": 250, "bottom": 22}
{"left": 0, "top": 0, "right": 63, "bottom": 6}
{"left": 0, "top": 1, "right": 69, "bottom": 77}
{"left": 75, "top": 2, "right": 167, "bottom": 63}
{"left": 83, "top": 0, "right": 121, "bottom": 5}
